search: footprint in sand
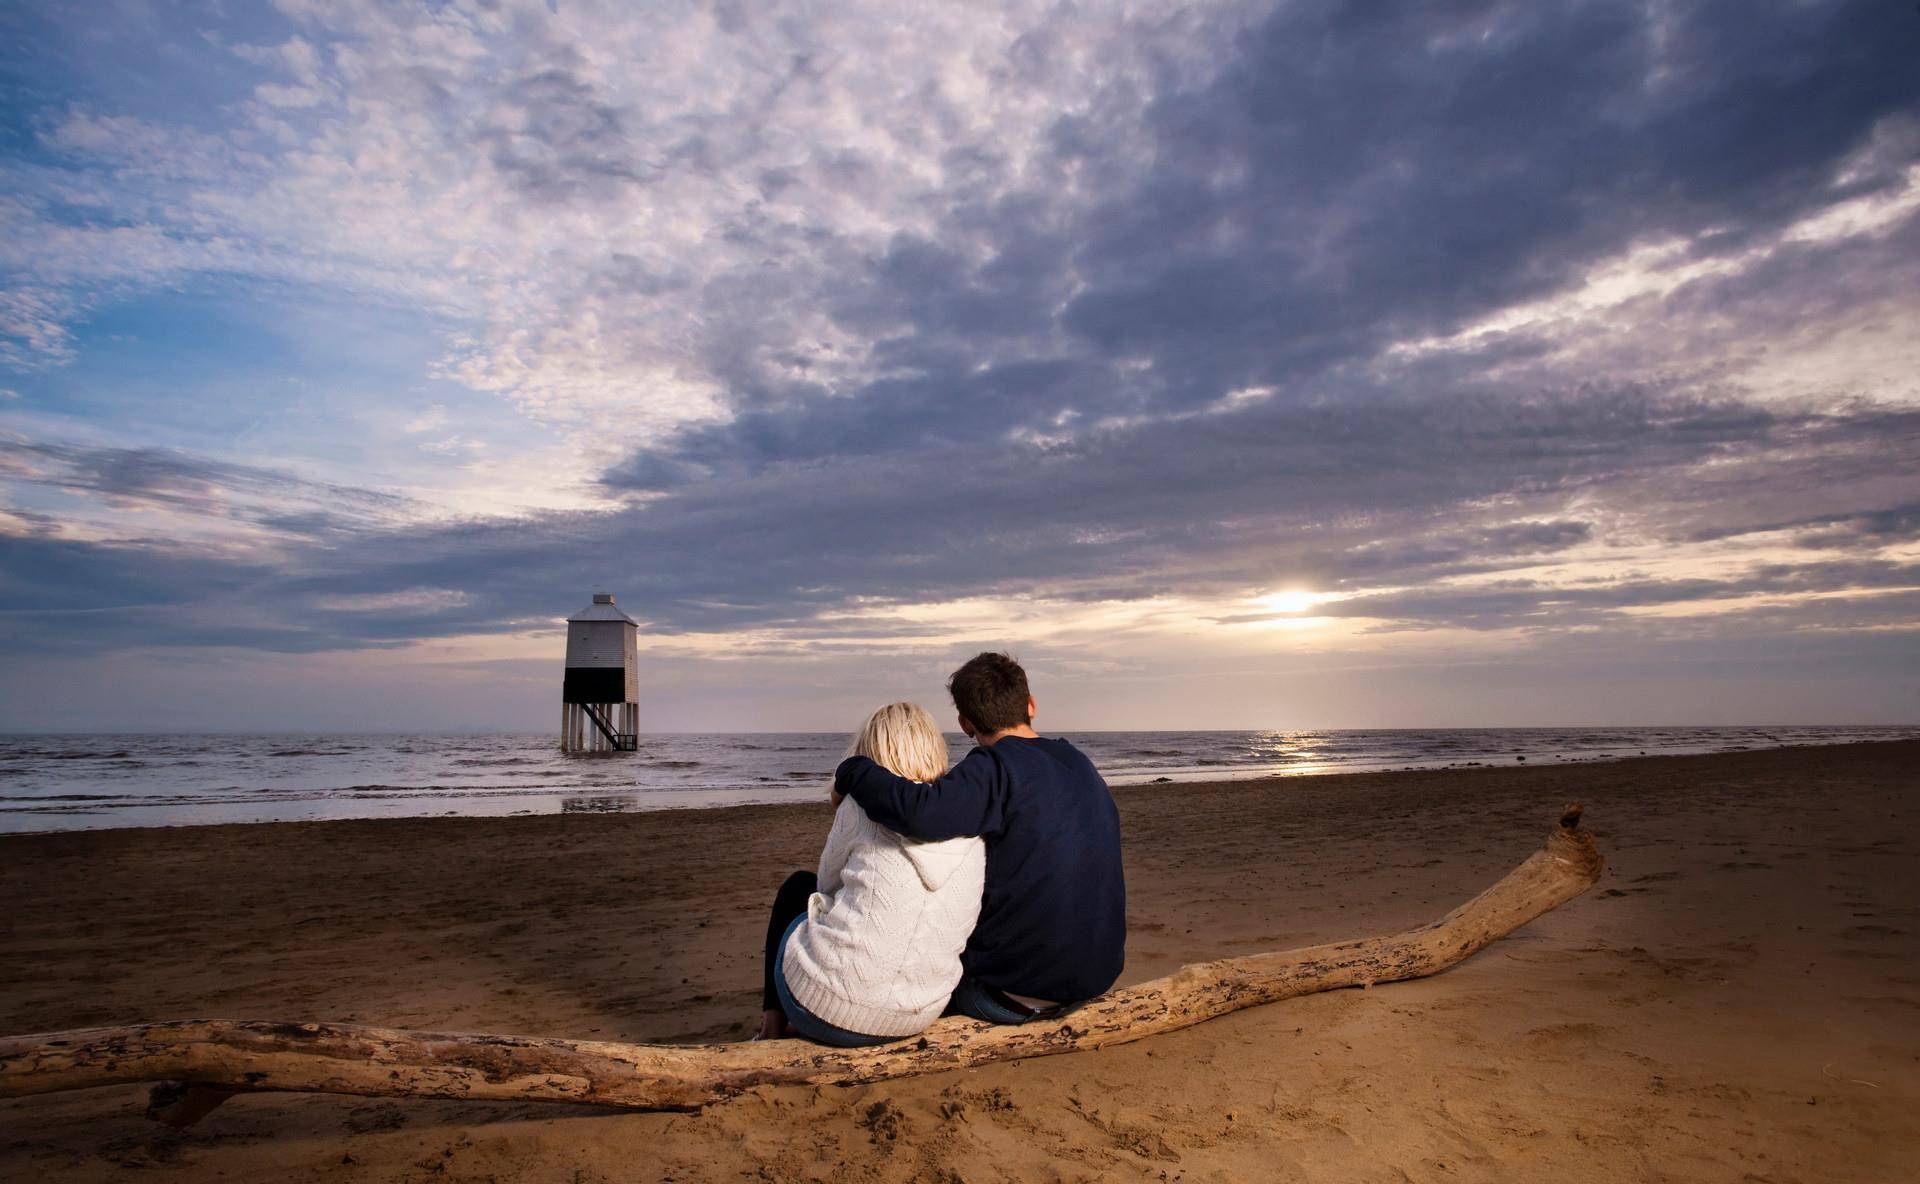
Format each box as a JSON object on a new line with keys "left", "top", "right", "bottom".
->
{"left": 856, "top": 1099, "right": 909, "bottom": 1144}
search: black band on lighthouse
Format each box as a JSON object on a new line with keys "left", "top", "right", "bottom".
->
{"left": 563, "top": 667, "right": 627, "bottom": 704}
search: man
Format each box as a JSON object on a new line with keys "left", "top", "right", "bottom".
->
{"left": 833, "top": 652, "right": 1125, "bottom": 1022}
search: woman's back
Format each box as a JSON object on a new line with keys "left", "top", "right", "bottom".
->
{"left": 779, "top": 798, "right": 985, "bottom": 1037}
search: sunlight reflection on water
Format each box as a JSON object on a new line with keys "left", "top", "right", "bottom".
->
{"left": 0, "top": 725, "right": 1912, "bottom": 833}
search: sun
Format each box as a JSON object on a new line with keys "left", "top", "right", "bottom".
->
{"left": 1254, "top": 589, "right": 1328, "bottom": 614}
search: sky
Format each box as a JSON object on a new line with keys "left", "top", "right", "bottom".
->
{"left": 1, "top": 0, "right": 1918, "bottom": 733}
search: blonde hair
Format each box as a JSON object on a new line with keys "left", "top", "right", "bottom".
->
{"left": 848, "top": 701, "right": 950, "bottom": 784}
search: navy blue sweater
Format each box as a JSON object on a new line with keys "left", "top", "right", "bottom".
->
{"left": 834, "top": 735, "right": 1125, "bottom": 1004}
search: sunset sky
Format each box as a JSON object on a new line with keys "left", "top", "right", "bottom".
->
{"left": 2, "top": 0, "right": 1918, "bottom": 732}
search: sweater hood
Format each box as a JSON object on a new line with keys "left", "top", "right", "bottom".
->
{"left": 899, "top": 835, "right": 978, "bottom": 891}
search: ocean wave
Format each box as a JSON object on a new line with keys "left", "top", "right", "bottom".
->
{"left": 4, "top": 726, "right": 1914, "bottom": 834}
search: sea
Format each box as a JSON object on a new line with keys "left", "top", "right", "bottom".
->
{"left": 0, "top": 725, "right": 1913, "bottom": 834}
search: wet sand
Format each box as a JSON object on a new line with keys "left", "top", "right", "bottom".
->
{"left": 2, "top": 740, "right": 1916, "bottom": 1182}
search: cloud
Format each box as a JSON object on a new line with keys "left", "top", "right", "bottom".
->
{"left": 6, "top": 0, "right": 1258, "bottom": 463}
{"left": 0, "top": 0, "right": 1917, "bottom": 725}
{"left": 1308, "top": 560, "right": 1920, "bottom": 634}
{"left": 0, "top": 441, "right": 414, "bottom": 534}
{"left": 7, "top": 381, "right": 1915, "bottom": 659}
{"left": 0, "top": 286, "right": 82, "bottom": 368}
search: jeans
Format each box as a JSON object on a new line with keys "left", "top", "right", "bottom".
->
{"left": 945, "top": 975, "right": 1047, "bottom": 1024}
{"left": 944, "top": 978, "right": 1082, "bottom": 1028}
{"left": 762, "top": 870, "right": 894, "bottom": 1048}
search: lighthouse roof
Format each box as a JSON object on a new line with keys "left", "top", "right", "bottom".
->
{"left": 568, "top": 592, "right": 636, "bottom": 625}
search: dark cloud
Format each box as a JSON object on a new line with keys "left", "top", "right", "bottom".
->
{"left": 0, "top": 442, "right": 413, "bottom": 529}
{"left": 1329, "top": 520, "right": 1594, "bottom": 579}
{"left": 12, "top": 380, "right": 1916, "bottom": 658}
{"left": 1690, "top": 502, "right": 1920, "bottom": 549}
{"left": 1048, "top": 0, "right": 1920, "bottom": 405}
{"left": 1302, "top": 559, "right": 1920, "bottom": 633}
{"left": 0, "top": 534, "right": 260, "bottom": 616}
{"left": 286, "top": 382, "right": 1920, "bottom": 641}
{"left": 597, "top": 0, "right": 1920, "bottom": 496}
{"left": 593, "top": 379, "right": 1914, "bottom": 632}
{"left": 478, "top": 57, "right": 648, "bottom": 203}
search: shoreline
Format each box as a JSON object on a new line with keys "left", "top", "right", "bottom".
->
{"left": 3, "top": 732, "right": 1912, "bottom": 838}
{"left": 3, "top": 740, "right": 1917, "bottom": 1180}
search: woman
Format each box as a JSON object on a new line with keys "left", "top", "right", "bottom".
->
{"left": 756, "top": 702, "right": 985, "bottom": 1045}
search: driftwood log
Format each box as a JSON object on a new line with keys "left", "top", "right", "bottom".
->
{"left": 0, "top": 806, "right": 1603, "bottom": 1126}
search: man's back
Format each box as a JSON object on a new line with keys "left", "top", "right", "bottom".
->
{"left": 834, "top": 734, "right": 1126, "bottom": 1004}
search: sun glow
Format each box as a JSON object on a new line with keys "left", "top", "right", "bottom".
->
{"left": 1253, "top": 589, "right": 1335, "bottom": 615}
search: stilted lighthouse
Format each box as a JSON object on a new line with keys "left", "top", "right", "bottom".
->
{"left": 562, "top": 593, "right": 638, "bottom": 753}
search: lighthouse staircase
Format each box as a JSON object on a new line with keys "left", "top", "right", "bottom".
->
{"left": 582, "top": 704, "right": 638, "bottom": 751}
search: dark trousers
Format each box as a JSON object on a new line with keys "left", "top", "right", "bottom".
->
{"left": 762, "top": 870, "right": 817, "bottom": 1011}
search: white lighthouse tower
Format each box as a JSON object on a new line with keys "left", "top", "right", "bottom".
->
{"left": 562, "top": 593, "right": 638, "bottom": 752}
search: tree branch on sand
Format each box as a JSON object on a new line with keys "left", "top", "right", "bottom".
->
{"left": 0, "top": 806, "right": 1604, "bottom": 1128}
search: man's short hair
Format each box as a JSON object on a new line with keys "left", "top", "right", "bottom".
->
{"left": 948, "top": 652, "right": 1032, "bottom": 736}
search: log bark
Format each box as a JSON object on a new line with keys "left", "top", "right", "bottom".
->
{"left": 0, "top": 805, "right": 1603, "bottom": 1123}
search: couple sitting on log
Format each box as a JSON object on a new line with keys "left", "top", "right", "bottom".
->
{"left": 2, "top": 659, "right": 1599, "bottom": 1115}
{"left": 756, "top": 652, "right": 1127, "bottom": 1044}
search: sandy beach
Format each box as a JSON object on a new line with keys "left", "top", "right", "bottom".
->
{"left": 2, "top": 739, "right": 1916, "bottom": 1182}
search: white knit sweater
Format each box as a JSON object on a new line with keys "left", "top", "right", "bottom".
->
{"left": 780, "top": 797, "right": 986, "bottom": 1037}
